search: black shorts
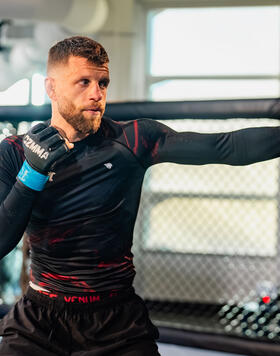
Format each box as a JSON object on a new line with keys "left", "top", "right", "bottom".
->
{"left": 0, "top": 287, "right": 160, "bottom": 356}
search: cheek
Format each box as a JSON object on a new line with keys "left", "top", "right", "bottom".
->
{"left": 57, "top": 95, "right": 76, "bottom": 113}
{"left": 56, "top": 88, "right": 70, "bottom": 103}
{"left": 62, "top": 92, "right": 80, "bottom": 109}
{"left": 102, "top": 91, "right": 107, "bottom": 105}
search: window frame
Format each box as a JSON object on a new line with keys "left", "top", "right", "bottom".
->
{"left": 144, "top": 4, "right": 280, "bottom": 100}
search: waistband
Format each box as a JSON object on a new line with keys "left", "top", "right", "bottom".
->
{"left": 25, "top": 286, "right": 136, "bottom": 311}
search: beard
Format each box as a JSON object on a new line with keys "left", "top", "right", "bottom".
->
{"left": 57, "top": 98, "right": 103, "bottom": 135}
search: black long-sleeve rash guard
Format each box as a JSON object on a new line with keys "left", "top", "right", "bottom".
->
{"left": 1, "top": 117, "right": 280, "bottom": 294}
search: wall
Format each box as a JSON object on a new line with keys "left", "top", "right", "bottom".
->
{"left": 96, "top": 0, "right": 147, "bottom": 102}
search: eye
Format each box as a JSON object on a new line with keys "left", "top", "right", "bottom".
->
{"left": 99, "top": 78, "right": 110, "bottom": 89}
{"left": 80, "top": 78, "right": 90, "bottom": 85}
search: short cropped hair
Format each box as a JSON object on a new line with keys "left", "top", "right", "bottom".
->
{"left": 47, "top": 36, "right": 109, "bottom": 72}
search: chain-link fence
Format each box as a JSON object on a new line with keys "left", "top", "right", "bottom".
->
{"left": 133, "top": 118, "right": 280, "bottom": 344}
{"left": 1, "top": 108, "right": 280, "bottom": 348}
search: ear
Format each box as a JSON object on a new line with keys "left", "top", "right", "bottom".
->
{"left": 45, "top": 77, "right": 57, "bottom": 101}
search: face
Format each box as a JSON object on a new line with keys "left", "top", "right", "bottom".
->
{"left": 48, "top": 56, "right": 110, "bottom": 135}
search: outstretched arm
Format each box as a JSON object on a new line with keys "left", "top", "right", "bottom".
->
{"left": 139, "top": 120, "right": 280, "bottom": 166}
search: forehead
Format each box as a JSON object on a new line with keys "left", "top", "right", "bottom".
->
{"left": 56, "top": 56, "right": 109, "bottom": 78}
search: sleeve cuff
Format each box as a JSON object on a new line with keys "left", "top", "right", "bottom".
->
{"left": 17, "top": 160, "right": 49, "bottom": 191}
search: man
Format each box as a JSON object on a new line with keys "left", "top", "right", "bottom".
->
{"left": 0, "top": 36, "right": 280, "bottom": 355}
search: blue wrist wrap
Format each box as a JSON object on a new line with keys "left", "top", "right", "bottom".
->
{"left": 17, "top": 160, "right": 49, "bottom": 191}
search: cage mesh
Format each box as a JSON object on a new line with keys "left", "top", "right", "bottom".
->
{"left": 133, "top": 118, "right": 280, "bottom": 343}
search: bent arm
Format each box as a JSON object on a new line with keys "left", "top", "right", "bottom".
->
{"left": 0, "top": 137, "right": 38, "bottom": 260}
{"left": 0, "top": 179, "right": 37, "bottom": 260}
{"left": 142, "top": 120, "right": 280, "bottom": 166}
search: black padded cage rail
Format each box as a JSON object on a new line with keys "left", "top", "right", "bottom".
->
{"left": 0, "top": 98, "right": 280, "bottom": 124}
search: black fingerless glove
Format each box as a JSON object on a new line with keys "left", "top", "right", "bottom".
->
{"left": 17, "top": 122, "right": 69, "bottom": 191}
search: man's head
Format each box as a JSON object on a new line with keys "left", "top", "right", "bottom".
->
{"left": 47, "top": 36, "right": 109, "bottom": 73}
{"left": 45, "top": 36, "right": 110, "bottom": 138}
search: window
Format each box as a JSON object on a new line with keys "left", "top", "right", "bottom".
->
{"left": 147, "top": 6, "right": 280, "bottom": 100}
{"left": 0, "top": 79, "right": 30, "bottom": 106}
{"left": 0, "top": 73, "right": 48, "bottom": 107}
{"left": 31, "top": 73, "right": 47, "bottom": 106}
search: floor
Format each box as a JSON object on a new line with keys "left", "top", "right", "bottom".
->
{"left": 157, "top": 343, "right": 246, "bottom": 356}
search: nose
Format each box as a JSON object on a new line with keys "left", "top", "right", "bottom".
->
{"left": 89, "top": 82, "right": 102, "bottom": 102}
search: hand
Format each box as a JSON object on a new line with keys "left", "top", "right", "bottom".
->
{"left": 17, "top": 122, "right": 74, "bottom": 191}
{"left": 23, "top": 122, "right": 71, "bottom": 174}
{"left": 51, "top": 125, "right": 74, "bottom": 151}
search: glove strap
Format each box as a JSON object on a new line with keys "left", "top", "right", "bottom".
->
{"left": 17, "top": 160, "right": 49, "bottom": 191}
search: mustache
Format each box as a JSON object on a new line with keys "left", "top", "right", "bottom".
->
{"left": 82, "top": 105, "right": 103, "bottom": 111}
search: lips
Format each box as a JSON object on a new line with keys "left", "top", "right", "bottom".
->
{"left": 83, "top": 108, "right": 102, "bottom": 117}
{"left": 84, "top": 107, "right": 101, "bottom": 112}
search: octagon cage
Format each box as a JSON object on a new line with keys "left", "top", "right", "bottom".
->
{"left": 1, "top": 98, "right": 280, "bottom": 355}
